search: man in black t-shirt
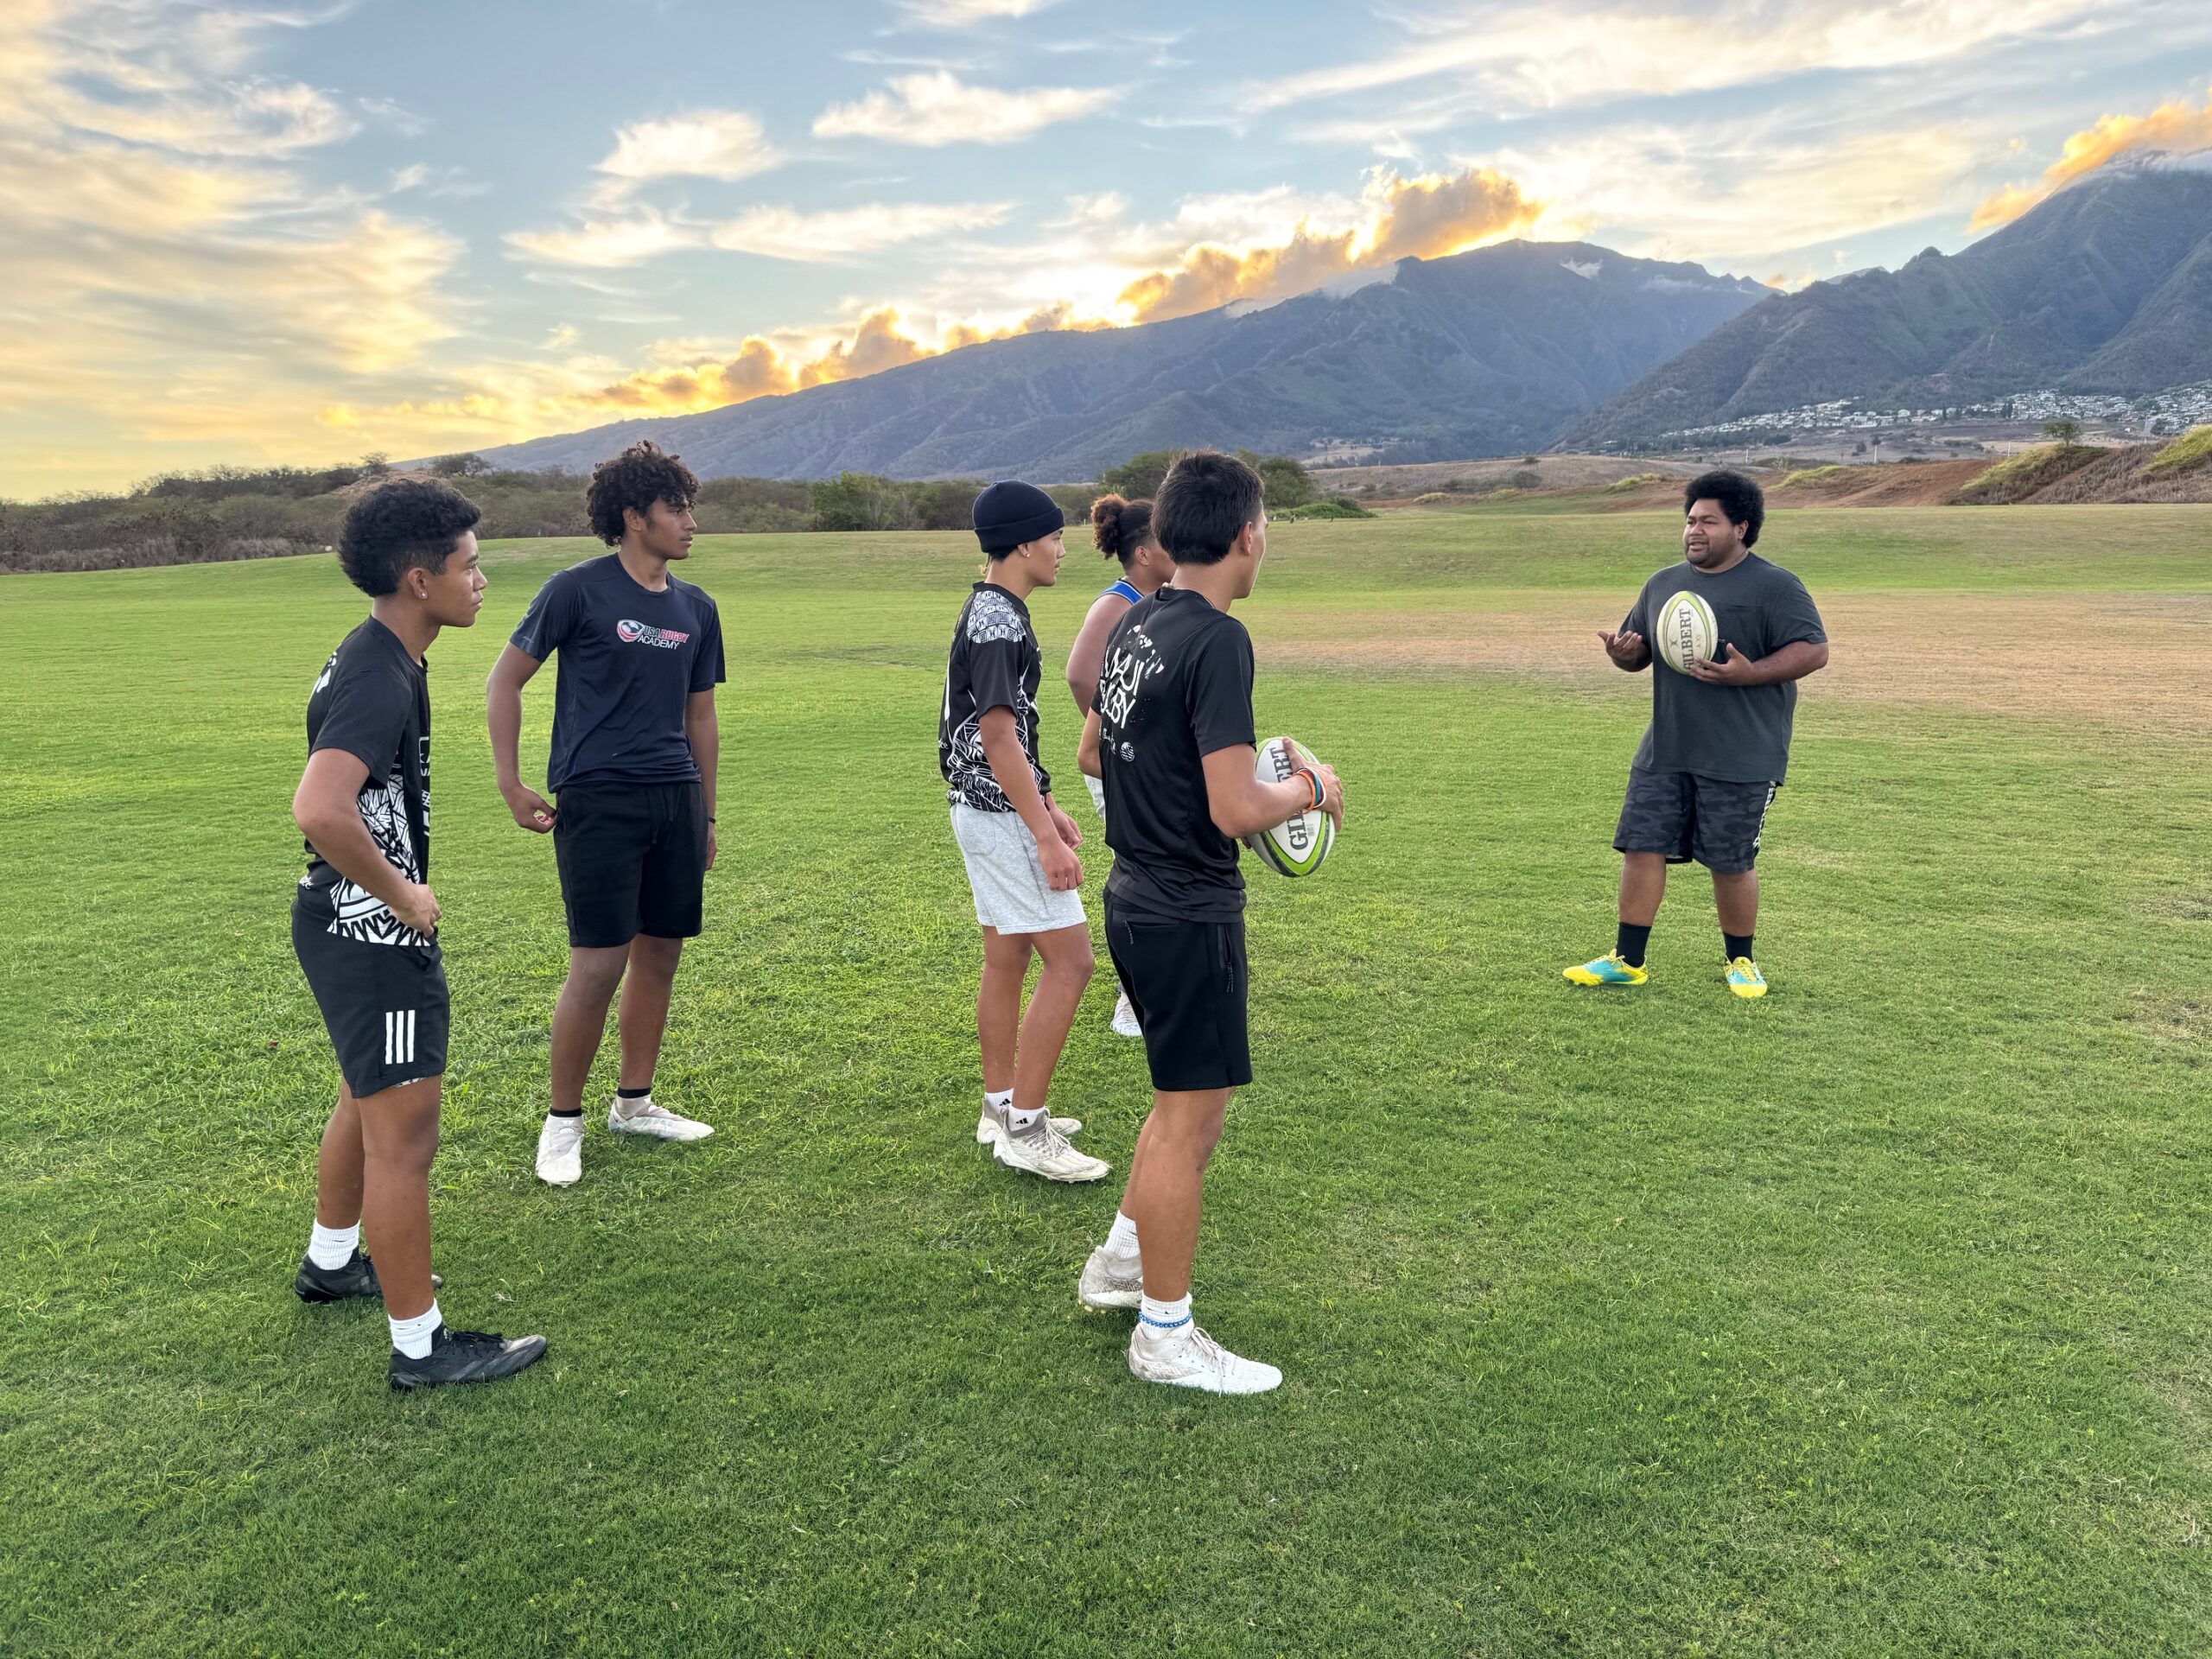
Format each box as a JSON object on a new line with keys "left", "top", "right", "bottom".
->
{"left": 1072, "top": 452, "right": 1343, "bottom": 1395}
{"left": 290, "top": 478, "right": 546, "bottom": 1389}
{"left": 488, "top": 442, "right": 727, "bottom": 1188}
{"left": 1565, "top": 470, "right": 1828, "bottom": 998}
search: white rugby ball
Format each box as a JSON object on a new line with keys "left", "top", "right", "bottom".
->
{"left": 1243, "top": 736, "right": 1335, "bottom": 878}
{"left": 1652, "top": 589, "right": 1719, "bottom": 675}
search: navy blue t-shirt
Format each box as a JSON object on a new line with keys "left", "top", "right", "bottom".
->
{"left": 510, "top": 555, "right": 726, "bottom": 791}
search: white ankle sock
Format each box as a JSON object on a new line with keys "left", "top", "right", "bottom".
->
{"left": 1138, "top": 1292, "right": 1192, "bottom": 1336}
{"left": 983, "top": 1087, "right": 1013, "bottom": 1111}
{"left": 307, "top": 1221, "right": 359, "bottom": 1270}
{"left": 1006, "top": 1103, "right": 1044, "bottom": 1132}
{"left": 389, "top": 1300, "right": 442, "bottom": 1360}
{"left": 1104, "top": 1211, "right": 1140, "bottom": 1258}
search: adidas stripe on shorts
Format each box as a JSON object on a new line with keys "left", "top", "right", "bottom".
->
{"left": 291, "top": 899, "right": 450, "bottom": 1096}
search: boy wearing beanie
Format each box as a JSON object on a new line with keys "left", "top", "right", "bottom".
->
{"left": 941, "top": 481, "right": 1109, "bottom": 1183}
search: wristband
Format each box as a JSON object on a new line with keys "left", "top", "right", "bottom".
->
{"left": 1290, "top": 767, "right": 1323, "bottom": 811}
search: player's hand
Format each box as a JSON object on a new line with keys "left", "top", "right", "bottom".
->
{"left": 1047, "top": 802, "right": 1083, "bottom": 850}
{"left": 392, "top": 881, "right": 441, "bottom": 936}
{"left": 1313, "top": 763, "right": 1344, "bottom": 829}
{"left": 1689, "top": 641, "right": 1759, "bottom": 684}
{"left": 1600, "top": 628, "right": 1645, "bottom": 665}
{"left": 1039, "top": 835, "right": 1083, "bottom": 892}
{"left": 704, "top": 823, "right": 717, "bottom": 872}
{"left": 502, "top": 783, "right": 556, "bottom": 832}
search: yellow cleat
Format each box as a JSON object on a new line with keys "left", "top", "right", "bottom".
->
{"left": 1564, "top": 950, "right": 1648, "bottom": 987}
{"left": 1726, "top": 957, "right": 1767, "bottom": 998}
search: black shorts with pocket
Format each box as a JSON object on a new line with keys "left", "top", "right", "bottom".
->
{"left": 291, "top": 899, "right": 449, "bottom": 1097}
{"left": 553, "top": 780, "right": 709, "bottom": 949}
{"left": 1613, "top": 766, "right": 1777, "bottom": 875}
{"left": 1103, "top": 892, "right": 1254, "bottom": 1093}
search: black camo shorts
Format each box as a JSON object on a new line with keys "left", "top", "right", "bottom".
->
{"left": 1613, "top": 767, "right": 1777, "bottom": 874}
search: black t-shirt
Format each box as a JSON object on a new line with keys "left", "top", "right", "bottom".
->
{"left": 510, "top": 555, "right": 726, "bottom": 791}
{"left": 1096, "top": 586, "right": 1256, "bottom": 921}
{"left": 1621, "top": 553, "right": 1827, "bottom": 784}
{"left": 940, "top": 581, "right": 1052, "bottom": 812}
{"left": 297, "top": 616, "right": 433, "bottom": 947}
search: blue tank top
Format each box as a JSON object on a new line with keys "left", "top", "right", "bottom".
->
{"left": 1103, "top": 578, "right": 1142, "bottom": 605}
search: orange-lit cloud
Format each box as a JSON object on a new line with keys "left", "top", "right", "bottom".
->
{"left": 1116, "top": 166, "right": 1541, "bottom": 322}
{"left": 1969, "top": 85, "right": 2212, "bottom": 231}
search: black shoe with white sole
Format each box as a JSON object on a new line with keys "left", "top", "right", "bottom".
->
{"left": 294, "top": 1249, "right": 441, "bottom": 1304}
{"left": 388, "top": 1325, "right": 548, "bottom": 1391}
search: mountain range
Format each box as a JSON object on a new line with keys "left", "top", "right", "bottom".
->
{"left": 1573, "top": 150, "right": 2212, "bottom": 447}
{"left": 473, "top": 242, "right": 1766, "bottom": 480}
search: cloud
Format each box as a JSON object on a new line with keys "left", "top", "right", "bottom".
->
{"left": 592, "top": 110, "right": 782, "bottom": 200}
{"left": 813, "top": 70, "right": 1114, "bottom": 146}
{"left": 1116, "top": 166, "right": 1541, "bottom": 321}
{"left": 894, "top": 0, "right": 1059, "bottom": 26}
{"left": 505, "top": 209, "right": 699, "bottom": 268}
{"left": 1968, "top": 85, "right": 2212, "bottom": 231}
{"left": 709, "top": 200, "right": 1013, "bottom": 260}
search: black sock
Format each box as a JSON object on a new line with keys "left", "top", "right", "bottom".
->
{"left": 1615, "top": 923, "right": 1651, "bottom": 968}
{"left": 549, "top": 1107, "right": 583, "bottom": 1119}
{"left": 615, "top": 1085, "right": 651, "bottom": 1101}
{"left": 1724, "top": 932, "right": 1755, "bottom": 962}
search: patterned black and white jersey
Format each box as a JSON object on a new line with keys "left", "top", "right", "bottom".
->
{"left": 297, "top": 616, "right": 434, "bottom": 947}
{"left": 939, "top": 581, "right": 1052, "bottom": 812}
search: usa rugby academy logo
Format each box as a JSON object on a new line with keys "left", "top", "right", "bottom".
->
{"left": 616, "top": 619, "right": 690, "bottom": 650}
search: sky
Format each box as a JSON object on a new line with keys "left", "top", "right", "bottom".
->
{"left": 5, "top": 0, "right": 2210, "bottom": 497}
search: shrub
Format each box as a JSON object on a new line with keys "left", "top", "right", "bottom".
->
{"left": 2144, "top": 425, "right": 2212, "bottom": 478}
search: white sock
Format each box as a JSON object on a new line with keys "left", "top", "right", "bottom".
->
{"left": 1138, "top": 1292, "right": 1192, "bottom": 1338}
{"left": 389, "top": 1300, "right": 442, "bottom": 1360}
{"left": 1103, "top": 1211, "right": 1140, "bottom": 1258}
{"left": 307, "top": 1221, "right": 359, "bottom": 1270}
{"left": 1006, "top": 1103, "right": 1045, "bottom": 1132}
{"left": 983, "top": 1087, "right": 1013, "bottom": 1112}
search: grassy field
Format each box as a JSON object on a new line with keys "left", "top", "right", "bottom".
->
{"left": 3, "top": 505, "right": 2210, "bottom": 1656}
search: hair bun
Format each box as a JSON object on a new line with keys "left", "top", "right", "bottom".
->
{"left": 1090, "top": 493, "right": 1129, "bottom": 557}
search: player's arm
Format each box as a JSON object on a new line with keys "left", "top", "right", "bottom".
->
{"left": 1599, "top": 624, "right": 1650, "bottom": 671}
{"left": 684, "top": 687, "right": 718, "bottom": 871}
{"left": 292, "top": 750, "right": 439, "bottom": 935}
{"left": 978, "top": 708, "right": 1082, "bottom": 887}
{"left": 1199, "top": 744, "right": 1344, "bottom": 841}
{"left": 1064, "top": 595, "right": 1122, "bottom": 715}
{"left": 1689, "top": 639, "right": 1828, "bottom": 686}
{"left": 1077, "top": 709, "right": 1103, "bottom": 779}
{"left": 486, "top": 642, "right": 556, "bottom": 830}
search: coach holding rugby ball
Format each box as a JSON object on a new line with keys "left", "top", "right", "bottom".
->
{"left": 1564, "top": 470, "right": 1828, "bottom": 999}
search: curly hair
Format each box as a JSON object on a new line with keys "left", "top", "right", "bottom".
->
{"left": 1153, "top": 450, "right": 1262, "bottom": 567}
{"left": 586, "top": 440, "right": 699, "bottom": 546}
{"left": 1090, "top": 493, "right": 1156, "bottom": 566}
{"left": 1683, "top": 468, "right": 1765, "bottom": 547}
{"left": 337, "top": 476, "right": 481, "bottom": 598}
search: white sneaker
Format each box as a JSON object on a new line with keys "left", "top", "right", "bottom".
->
{"left": 1127, "top": 1321, "right": 1282, "bottom": 1394}
{"left": 607, "top": 1096, "right": 714, "bottom": 1141}
{"left": 975, "top": 1106, "right": 1081, "bottom": 1145}
{"left": 986, "top": 1102, "right": 1110, "bottom": 1183}
{"left": 535, "top": 1114, "right": 583, "bottom": 1186}
{"left": 1078, "top": 1245, "right": 1144, "bottom": 1310}
{"left": 1110, "top": 991, "right": 1142, "bottom": 1038}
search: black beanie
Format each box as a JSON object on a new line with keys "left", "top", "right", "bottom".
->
{"left": 972, "top": 480, "right": 1064, "bottom": 555}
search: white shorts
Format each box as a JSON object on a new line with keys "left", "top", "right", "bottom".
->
{"left": 950, "top": 805, "right": 1087, "bottom": 935}
{"left": 1082, "top": 772, "right": 1106, "bottom": 818}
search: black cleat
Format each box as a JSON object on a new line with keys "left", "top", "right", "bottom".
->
{"left": 389, "top": 1325, "right": 548, "bottom": 1391}
{"left": 294, "top": 1249, "right": 440, "bottom": 1305}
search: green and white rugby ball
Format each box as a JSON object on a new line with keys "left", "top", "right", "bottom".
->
{"left": 1653, "top": 589, "right": 1719, "bottom": 674}
{"left": 1244, "top": 735, "right": 1335, "bottom": 878}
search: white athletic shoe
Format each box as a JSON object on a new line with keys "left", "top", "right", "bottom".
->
{"left": 1127, "top": 1322, "right": 1282, "bottom": 1395}
{"left": 986, "top": 1102, "right": 1110, "bottom": 1183}
{"left": 1109, "top": 991, "right": 1142, "bottom": 1039}
{"left": 607, "top": 1096, "right": 715, "bottom": 1141}
{"left": 535, "top": 1114, "right": 583, "bottom": 1186}
{"left": 975, "top": 1107, "right": 1082, "bottom": 1145}
{"left": 1078, "top": 1245, "right": 1144, "bottom": 1310}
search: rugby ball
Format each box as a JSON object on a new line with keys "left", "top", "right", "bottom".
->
{"left": 1243, "top": 736, "right": 1335, "bottom": 878}
{"left": 1652, "top": 589, "right": 1719, "bottom": 675}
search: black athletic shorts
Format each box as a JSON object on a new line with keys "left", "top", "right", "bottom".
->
{"left": 291, "top": 900, "right": 449, "bottom": 1097}
{"left": 1103, "top": 892, "right": 1253, "bottom": 1093}
{"left": 553, "top": 779, "right": 709, "bottom": 948}
{"left": 1613, "top": 767, "right": 1777, "bottom": 875}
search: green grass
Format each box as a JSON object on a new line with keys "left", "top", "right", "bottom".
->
{"left": 1955, "top": 444, "right": 2105, "bottom": 505}
{"left": 2145, "top": 425, "right": 2212, "bottom": 478}
{"left": 4, "top": 505, "right": 2212, "bottom": 1656}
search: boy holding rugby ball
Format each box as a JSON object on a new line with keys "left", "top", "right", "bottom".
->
{"left": 942, "top": 481, "right": 1109, "bottom": 1183}
{"left": 1076, "top": 451, "right": 1343, "bottom": 1394}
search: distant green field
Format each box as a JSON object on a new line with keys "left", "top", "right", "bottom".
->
{"left": 3, "top": 505, "right": 2210, "bottom": 1656}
